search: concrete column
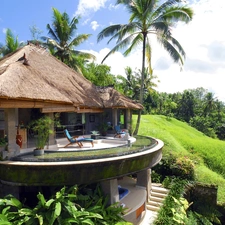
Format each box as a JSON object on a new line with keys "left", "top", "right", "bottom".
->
{"left": 112, "top": 109, "right": 118, "bottom": 127}
{"left": 100, "top": 179, "right": 119, "bottom": 205}
{"left": 5, "top": 108, "right": 20, "bottom": 156}
{"left": 47, "top": 113, "right": 55, "bottom": 146}
{"left": 136, "top": 169, "right": 152, "bottom": 199}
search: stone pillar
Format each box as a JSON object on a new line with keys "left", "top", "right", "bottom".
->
{"left": 112, "top": 109, "right": 118, "bottom": 127}
{"left": 5, "top": 108, "right": 20, "bottom": 157}
{"left": 47, "top": 113, "right": 55, "bottom": 146}
{"left": 136, "top": 169, "right": 151, "bottom": 199}
{"left": 100, "top": 179, "right": 119, "bottom": 205}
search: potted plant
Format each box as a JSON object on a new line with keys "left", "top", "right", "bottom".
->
{"left": 29, "top": 116, "right": 54, "bottom": 156}
{"left": 98, "top": 123, "right": 109, "bottom": 136}
{"left": 90, "top": 130, "right": 100, "bottom": 139}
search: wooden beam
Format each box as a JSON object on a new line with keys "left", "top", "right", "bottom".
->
{"left": 0, "top": 99, "right": 44, "bottom": 108}
{"left": 0, "top": 99, "right": 104, "bottom": 113}
{"left": 75, "top": 108, "right": 104, "bottom": 113}
{"left": 41, "top": 105, "right": 76, "bottom": 113}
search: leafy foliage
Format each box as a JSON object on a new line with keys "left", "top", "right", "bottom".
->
{"left": 0, "top": 185, "right": 131, "bottom": 225}
{"left": 0, "top": 28, "right": 24, "bottom": 56}
{"left": 83, "top": 63, "right": 116, "bottom": 86}
{"left": 153, "top": 152, "right": 195, "bottom": 181}
{"left": 28, "top": 114, "right": 60, "bottom": 150}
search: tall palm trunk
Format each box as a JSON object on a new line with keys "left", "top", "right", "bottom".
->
{"left": 134, "top": 33, "right": 146, "bottom": 135}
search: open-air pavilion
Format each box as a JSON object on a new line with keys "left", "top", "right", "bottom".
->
{"left": 0, "top": 43, "right": 143, "bottom": 155}
{"left": 0, "top": 43, "right": 163, "bottom": 225}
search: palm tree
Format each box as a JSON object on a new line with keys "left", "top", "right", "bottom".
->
{"left": 0, "top": 28, "right": 24, "bottom": 56}
{"left": 117, "top": 67, "right": 140, "bottom": 99}
{"left": 97, "top": 0, "right": 193, "bottom": 134}
{"left": 202, "top": 92, "right": 217, "bottom": 117}
{"left": 42, "top": 7, "right": 95, "bottom": 72}
{"left": 134, "top": 67, "right": 158, "bottom": 98}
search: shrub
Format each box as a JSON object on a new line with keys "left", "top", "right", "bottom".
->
{"left": 0, "top": 185, "right": 131, "bottom": 225}
{"left": 153, "top": 153, "right": 195, "bottom": 181}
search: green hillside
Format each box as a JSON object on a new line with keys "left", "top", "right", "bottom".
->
{"left": 134, "top": 115, "right": 225, "bottom": 203}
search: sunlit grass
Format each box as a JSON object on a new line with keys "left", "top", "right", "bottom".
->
{"left": 133, "top": 114, "right": 225, "bottom": 203}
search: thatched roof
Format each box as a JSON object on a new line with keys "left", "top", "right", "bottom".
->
{"left": 97, "top": 86, "right": 143, "bottom": 109}
{"left": 0, "top": 44, "right": 142, "bottom": 111}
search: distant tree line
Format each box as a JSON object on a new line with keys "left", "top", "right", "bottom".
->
{"left": 145, "top": 87, "right": 225, "bottom": 140}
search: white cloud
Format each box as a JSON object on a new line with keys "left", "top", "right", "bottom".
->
{"left": 158, "top": 0, "right": 225, "bottom": 101}
{"left": 90, "top": 21, "right": 99, "bottom": 31}
{"left": 75, "top": 0, "right": 109, "bottom": 17}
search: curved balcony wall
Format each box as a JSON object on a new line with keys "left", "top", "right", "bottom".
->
{"left": 0, "top": 137, "right": 163, "bottom": 186}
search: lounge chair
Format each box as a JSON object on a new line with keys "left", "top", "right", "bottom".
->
{"left": 63, "top": 129, "right": 94, "bottom": 148}
{"left": 114, "top": 125, "right": 126, "bottom": 137}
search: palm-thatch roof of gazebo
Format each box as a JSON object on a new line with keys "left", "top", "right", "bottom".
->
{"left": 0, "top": 43, "right": 142, "bottom": 112}
{"left": 96, "top": 86, "right": 143, "bottom": 110}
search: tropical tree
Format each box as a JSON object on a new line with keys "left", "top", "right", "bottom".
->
{"left": 29, "top": 24, "right": 43, "bottom": 41}
{"left": 202, "top": 92, "right": 217, "bottom": 117}
{"left": 42, "top": 7, "right": 95, "bottom": 73}
{"left": 97, "top": 0, "right": 193, "bottom": 134}
{"left": 0, "top": 28, "right": 24, "bottom": 56}
{"left": 135, "top": 67, "right": 158, "bottom": 98}
{"left": 176, "top": 90, "right": 195, "bottom": 122}
{"left": 83, "top": 62, "right": 117, "bottom": 86}
{"left": 116, "top": 66, "right": 140, "bottom": 99}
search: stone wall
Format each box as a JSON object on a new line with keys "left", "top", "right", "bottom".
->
{"left": 185, "top": 182, "right": 218, "bottom": 209}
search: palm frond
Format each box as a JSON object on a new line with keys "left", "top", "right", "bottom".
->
{"left": 69, "top": 34, "right": 92, "bottom": 48}
{"left": 157, "top": 33, "right": 184, "bottom": 67}
{"left": 116, "top": 0, "right": 132, "bottom": 4}
{"left": 162, "top": 6, "right": 194, "bottom": 23}
{"left": 45, "top": 38, "right": 63, "bottom": 51}
{"left": 124, "top": 33, "right": 143, "bottom": 56}
{"left": 129, "top": 0, "right": 155, "bottom": 23}
{"left": 101, "top": 33, "right": 139, "bottom": 63}
{"left": 117, "top": 22, "right": 140, "bottom": 43}
{"left": 69, "top": 16, "right": 79, "bottom": 37}
{"left": 154, "top": 0, "right": 181, "bottom": 16}
{"left": 97, "top": 24, "right": 123, "bottom": 43}
{"left": 169, "top": 35, "right": 186, "bottom": 58}
{"left": 145, "top": 38, "right": 152, "bottom": 73}
{"left": 149, "top": 21, "right": 170, "bottom": 33}
{"left": 71, "top": 50, "right": 96, "bottom": 60}
{"left": 46, "top": 24, "right": 59, "bottom": 42}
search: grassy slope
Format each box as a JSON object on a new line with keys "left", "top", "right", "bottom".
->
{"left": 133, "top": 115, "right": 225, "bottom": 203}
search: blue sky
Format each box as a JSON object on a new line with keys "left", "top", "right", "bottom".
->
{"left": 1, "top": 0, "right": 225, "bottom": 102}
{"left": 0, "top": 0, "right": 127, "bottom": 51}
